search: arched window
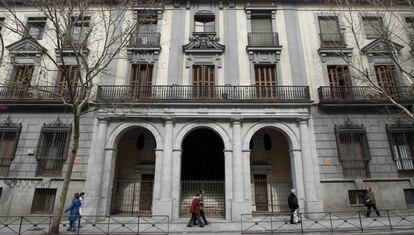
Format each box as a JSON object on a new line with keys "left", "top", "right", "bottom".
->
{"left": 194, "top": 11, "right": 215, "bottom": 33}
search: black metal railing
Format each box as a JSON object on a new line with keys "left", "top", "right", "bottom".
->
{"left": 320, "top": 32, "right": 346, "bottom": 48}
{"left": 318, "top": 86, "right": 414, "bottom": 105}
{"left": 129, "top": 32, "right": 161, "bottom": 48}
{"left": 0, "top": 86, "right": 80, "bottom": 103}
{"left": 0, "top": 215, "right": 169, "bottom": 235}
{"left": 97, "top": 85, "right": 311, "bottom": 103}
{"left": 241, "top": 209, "right": 414, "bottom": 234}
{"left": 247, "top": 32, "right": 280, "bottom": 47}
{"left": 251, "top": 178, "right": 293, "bottom": 214}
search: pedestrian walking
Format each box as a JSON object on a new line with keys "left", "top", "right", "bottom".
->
{"left": 199, "top": 190, "right": 208, "bottom": 225}
{"left": 78, "top": 192, "right": 85, "bottom": 227}
{"left": 65, "top": 193, "right": 82, "bottom": 232}
{"left": 365, "top": 186, "right": 380, "bottom": 217}
{"left": 187, "top": 192, "right": 205, "bottom": 227}
{"left": 288, "top": 188, "right": 300, "bottom": 224}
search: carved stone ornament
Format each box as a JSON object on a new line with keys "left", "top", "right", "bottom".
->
{"left": 6, "top": 37, "right": 47, "bottom": 64}
{"left": 183, "top": 34, "right": 225, "bottom": 54}
{"left": 361, "top": 38, "right": 403, "bottom": 56}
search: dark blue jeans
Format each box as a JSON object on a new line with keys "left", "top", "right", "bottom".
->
{"left": 187, "top": 213, "right": 205, "bottom": 227}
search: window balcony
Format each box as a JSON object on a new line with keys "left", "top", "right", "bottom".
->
{"left": 96, "top": 85, "right": 311, "bottom": 103}
{"left": 129, "top": 32, "right": 161, "bottom": 48}
{"left": 247, "top": 32, "right": 279, "bottom": 47}
{"left": 0, "top": 86, "right": 80, "bottom": 105}
{"left": 318, "top": 86, "right": 414, "bottom": 107}
{"left": 319, "top": 33, "right": 347, "bottom": 48}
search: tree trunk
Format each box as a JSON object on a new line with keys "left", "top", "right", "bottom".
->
{"left": 50, "top": 109, "right": 81, "bottom": 234}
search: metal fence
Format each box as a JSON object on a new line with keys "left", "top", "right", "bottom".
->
{"left": 180, "top": 180, "right": 225, "bottom": 218}
{"left": 247, "top": 33, "right": 280, "bottom": 47}
{"left": 252, "top": 178, "right": 293, "bottom": 214}
{"left": 0, "top": 215, "right": 169, "bottom": 235}
{"left": 241, "top": 209, "right": 414, "bottom": 234}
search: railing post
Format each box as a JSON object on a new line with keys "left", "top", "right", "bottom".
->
{"left": 18, "top": 216, "right": 23, "bottom": 235}
{"left": 136, "top": 216, "right": 140, "bottom": 235}
{"left": 299, "top": 212, "right": 304, "bottom": 233}
{"left": 387, "top": 210, "right": 393, "bottom": 231}
{"left": 270, "top": 214, "right": 273, "bottom": 235}
{"left": 107, "top": 216, "right": 110, "bottom": 235}
{"left": 358, "top": 211, "right": 363, "bottom": 232}
{"left": 329, "top": 212, "right": 333, "bottom": 233}
{"left": 77, "top": 215, "right": 81, "bottom": 235}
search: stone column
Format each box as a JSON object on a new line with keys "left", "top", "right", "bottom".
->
{"left": 171, "top": 149, "right": 182, "bottom": 220}
{"left": 224, "top": 150, "right": 233, "bottom": 220}
{"left": 152, "top": 149, "right": 164, "bottom": 208}
{"left": 84, "top": 118, "right": 108, "bottom": 216}
{"left": 154, "top": 118, "right": 174, "bottom": 218}
{"left": 231, "top": 119, "right": 250, "bottom": 220}
{"left": 289, "top": 149, "right": 305, "bottom": 209}
{"left": 99, "top": 148, "right": 117, "bottom": 215}
{"left": 298, "top": 118, "right": 322, "bottom": 212}
{"left": 242, "top": 150, "right": 252, "bottom": 201}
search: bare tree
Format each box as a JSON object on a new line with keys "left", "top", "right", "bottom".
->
{"left": 0, "top": 0, "right": 160, "bottom": 233}
{"left": 325, "top": 0, "right": 414, "bottom": 118}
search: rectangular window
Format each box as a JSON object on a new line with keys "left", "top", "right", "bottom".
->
{"left": 192, "top": 65, "right": 215, "bottom": 98}
{"left": 129, "top": 64, "right": 153, "bottom": 99}
{"left": 194, "top": 13, "right": 215, "bottom": 33}
{"left": 255, "top": 65, "right": 277, "bottom": 99}
{"left": 328, "top": 65, "right": 351, "bottom": 99}
{"left": 375, "top": 65, "right": 398, "bottom": 95}
{"left": 0, "top": 125, "right": 21, "bottom": 176}
{"left": 363, "top": 16, "right": 383, "bottom": 39}
{"left": 69, "top": 16, "right": 90, "bottom": 45}
{"left": 387, "top": 125, "right": 414, "bottom": 177}
{"left": 136, "top": 11, "right": 158, "bottom": 33}
{"left": 404, "top": 189, "right": 414, "bottom": 205}
{"left": 0, "top": 18, "right": 5, "bottom": 32}
{"left": 335, "top": 126, "right": 371, "bottom": 178}
{"left": 318, "top": 16, "right": 342, "bottom": 47}
{"left": 10, "top": 65, "right": 34, "bottom": 98}
{"left": 35, "top": 124, "right": 71, "bottom": 176}
{"left": 31, "top": 189, "right": 56, "bottom": 214}
{"left": 348, "top": 190, "right": 367, "bottom": 207}
{"left": 26, "top": 17, "right": 46, "bottom": 40}
{"left": 56, "top": 65, "right": 80, "bottom": 96}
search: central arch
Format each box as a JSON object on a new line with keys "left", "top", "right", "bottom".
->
{"left": 179, "top": 128, "right": 226, "bottom": 218}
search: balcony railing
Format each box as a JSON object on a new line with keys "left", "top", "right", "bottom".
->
{"left": 247, "top": 32, "right": 279, "bottom": 47}
{"left": 0, "top": 86, "right": 80, "bottom": 103}
{"left": 129, "top": 32, "right": 161, "bottom": 48}
{"left": 319, "top": 33, "right": 346, "bottom": 48}
{"left": 97, "top": 85, "right": 311, "bottom": 103}
{"left": 318, "top": 86, "right": 414, "bottom": 105}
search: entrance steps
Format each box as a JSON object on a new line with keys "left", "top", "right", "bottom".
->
{"left": 169, "top": 218, "right": 242, "bottom": 235}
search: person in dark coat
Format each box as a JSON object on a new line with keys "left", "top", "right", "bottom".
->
{"left": 365, "top": 186, "right": 380, "bottom": 217}
{"left": 65, "top": 193, "right": 82, "bottom": 232}
{"left": 187, "top": 192, "right": 205, "bottom": 227}
{"left": 287, "top": 189, "right": 299, "bottom": 224}
{"left": 198, "top": 190, "right": 208, "bottom": 225}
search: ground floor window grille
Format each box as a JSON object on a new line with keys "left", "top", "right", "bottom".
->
{"left": 404, "top": 189, "right": 414, "bottom": 205}
{"left": 111, "top": 176, "right": 154, "bottom": 216}
{"left": 335, "top": 123, "right": 371, "bottom": 178}
{"left": 31, "top": 188, "right": 56, "bottom": 213}
{"left": 386, "top": 125, "right": 414, "bottom": 177}
{"left": 348, "top": 190, "right": 367, "bottom": 207}
{"left": 0, "top": 122, "right": 21, "bottom": 176}
{"left": 180, "top": 180, "right": 225, "bottom": 218}
{"left": 251, "top": 176, "right": 292, "bottom": 213}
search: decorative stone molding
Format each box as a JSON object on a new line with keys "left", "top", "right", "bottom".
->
{"left": 244, "top": 3, "right": 277, "bottom": 20}
{"left": 127, "top": 50, "right": 160, "bottom": 64}
{"left": 318, "top": 47, "right": 353, "bottom": 63}
{"left": 183, "top": 34, "right": 225, "bottom": 54}
{"left": 247, "top": 50, "right": 282, "bottom": 63}
{"left": 361, "top": 38, "right": 403, "bottom": 62}
{"left": 6, "top": 37, "right": 46, "bottom": 65}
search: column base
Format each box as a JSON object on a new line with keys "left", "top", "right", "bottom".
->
{"left": 153, "top": 199, "right": 173, "bottom": 220}
{"left": 304, "top": 200, "right": 323, "bottom": 213}
{"left": 231, "top": 201, "right": 251, "bottom": 221}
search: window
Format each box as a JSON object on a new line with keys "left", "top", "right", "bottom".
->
{"left": 406, "top": 17, "right": 414, "bottom": 48}
{"left": 192, "top": 65, "right": 215, "bottom": 98}
{"left": 136, "top": 11, "right": 158, "bottom": 33}
{"left": 328, "top": 65, "right": 351, "bottom": 99}
{"left": 348, "top": 190, "right": 367, "bottom": 207}
{"left": 56, "top": 65, "right": 80, "bottom": 96}
{"left": 249, "top": 14, "right": 276, "bottom": 46}
{"left": 255, "top": 65, "right": 276, "bottom": 99}
{"left": 363, "top": 16, "right": 383, "bottom": 39}
{"left": 194, "top": 11, "right": 215, "bottom": 33}
{"left": 387, "top": 125, "right": 414, "bottom": 177}
{"left": 31, "top": 189, "right": 56, "bottom": 214}
{"left": 129, "top": 64, "right": 153, "bottom": 99}
{"left": 375, "top": 65, "right": 397, "bottom": 95}
{"left": 10, "top": 65, "right": 34, "bottom": 98}
{"left": 335, "top": 125, "right": 371, "bottom": 178}
{"left": 251, "top": 14, "right": 272, "bottom": 32}
{"left": 0, "top": 18, "right": 5, "bottom": 32}
{"left": 26, "top": 17, "right": 46, "bottom": 40}
{"left": 404, "top": 189, "right": 414, "bottom": 205}
{"left": 0, "top": 124, "right": 21, "bottom": 176}
{"left": 35, "top": 124, "right": 71, "bottom": 176}
{"left": 67, "top": 16, "right": 90, "bottom": 46}
{"left": 318, "top": 16, "right": 342, "bottom": 47}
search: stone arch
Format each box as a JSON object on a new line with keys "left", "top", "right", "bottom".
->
{"left": 106, "top": 120, "right": 164, "bottom": 150}
{"left": 243, "top": 120, "right": 300, "bottom": 151}
{"left": 173, "top": 120, "right": 231, "bottom": 150}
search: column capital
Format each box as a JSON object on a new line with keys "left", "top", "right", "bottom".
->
{"left": 223, "top": 149, "right": 233, "bottom": 153}
{"left": 155, "top": 148, "right": 164, "bottom": 153}
{"left": 297, "top": 117, "right": 309, "bottom": 124}
{"left": 231, "top": 118, "right": 242, "bottom": 124}
{"left": 104, "top": 148, "right": 117, "bottom": 152}
{"left": 242, "top": 149, "right": 251, "bottom": 153}
{"left": 164, "top": 117, "right": 175, "bottom": 123}
{"left": 97, "top": 116, "right": 109, "bottom": 123}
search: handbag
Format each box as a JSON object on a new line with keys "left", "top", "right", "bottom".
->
{"left": 293, "top": 209, "right": 301, "bottom": 223}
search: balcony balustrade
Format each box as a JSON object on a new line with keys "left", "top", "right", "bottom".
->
{"left": 247, "top": 32, "right": 280, "bottom": 47}
{"left": 129, "top": 32, "right": 161, "bottom": 48}
{"left": 97, "top": 85, "right": 311, "bottom": 103}
{"left": 319, "top": 33, "right": 346, "bottom": 48}
{"left": 318, "top": 86, "right": 414, "bottom": 106}
{"left": 0, "top": 86, "right": 80, "bottom": 103}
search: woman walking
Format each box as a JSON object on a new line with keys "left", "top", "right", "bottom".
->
{"left": 65, "top": 193, "right": 82, "bottom": 232}
{"left": 365, "top": 186, "right": 380, "bottom": 217}
{"left": 187, "top": 192, "right": 205, "bottom": 227}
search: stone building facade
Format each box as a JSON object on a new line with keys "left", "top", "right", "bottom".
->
{"left": 0, "top": 0, "right": 413, "bottom": 222}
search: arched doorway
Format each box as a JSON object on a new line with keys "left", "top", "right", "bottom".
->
{"left": 110, "top": 127, "right": 156, "bottom": 215}
{"left": 180, "top": 128, "right": 225, "bottom": 218}
{"left": 249, "top": 128, "right": 293, "bottom": 213}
